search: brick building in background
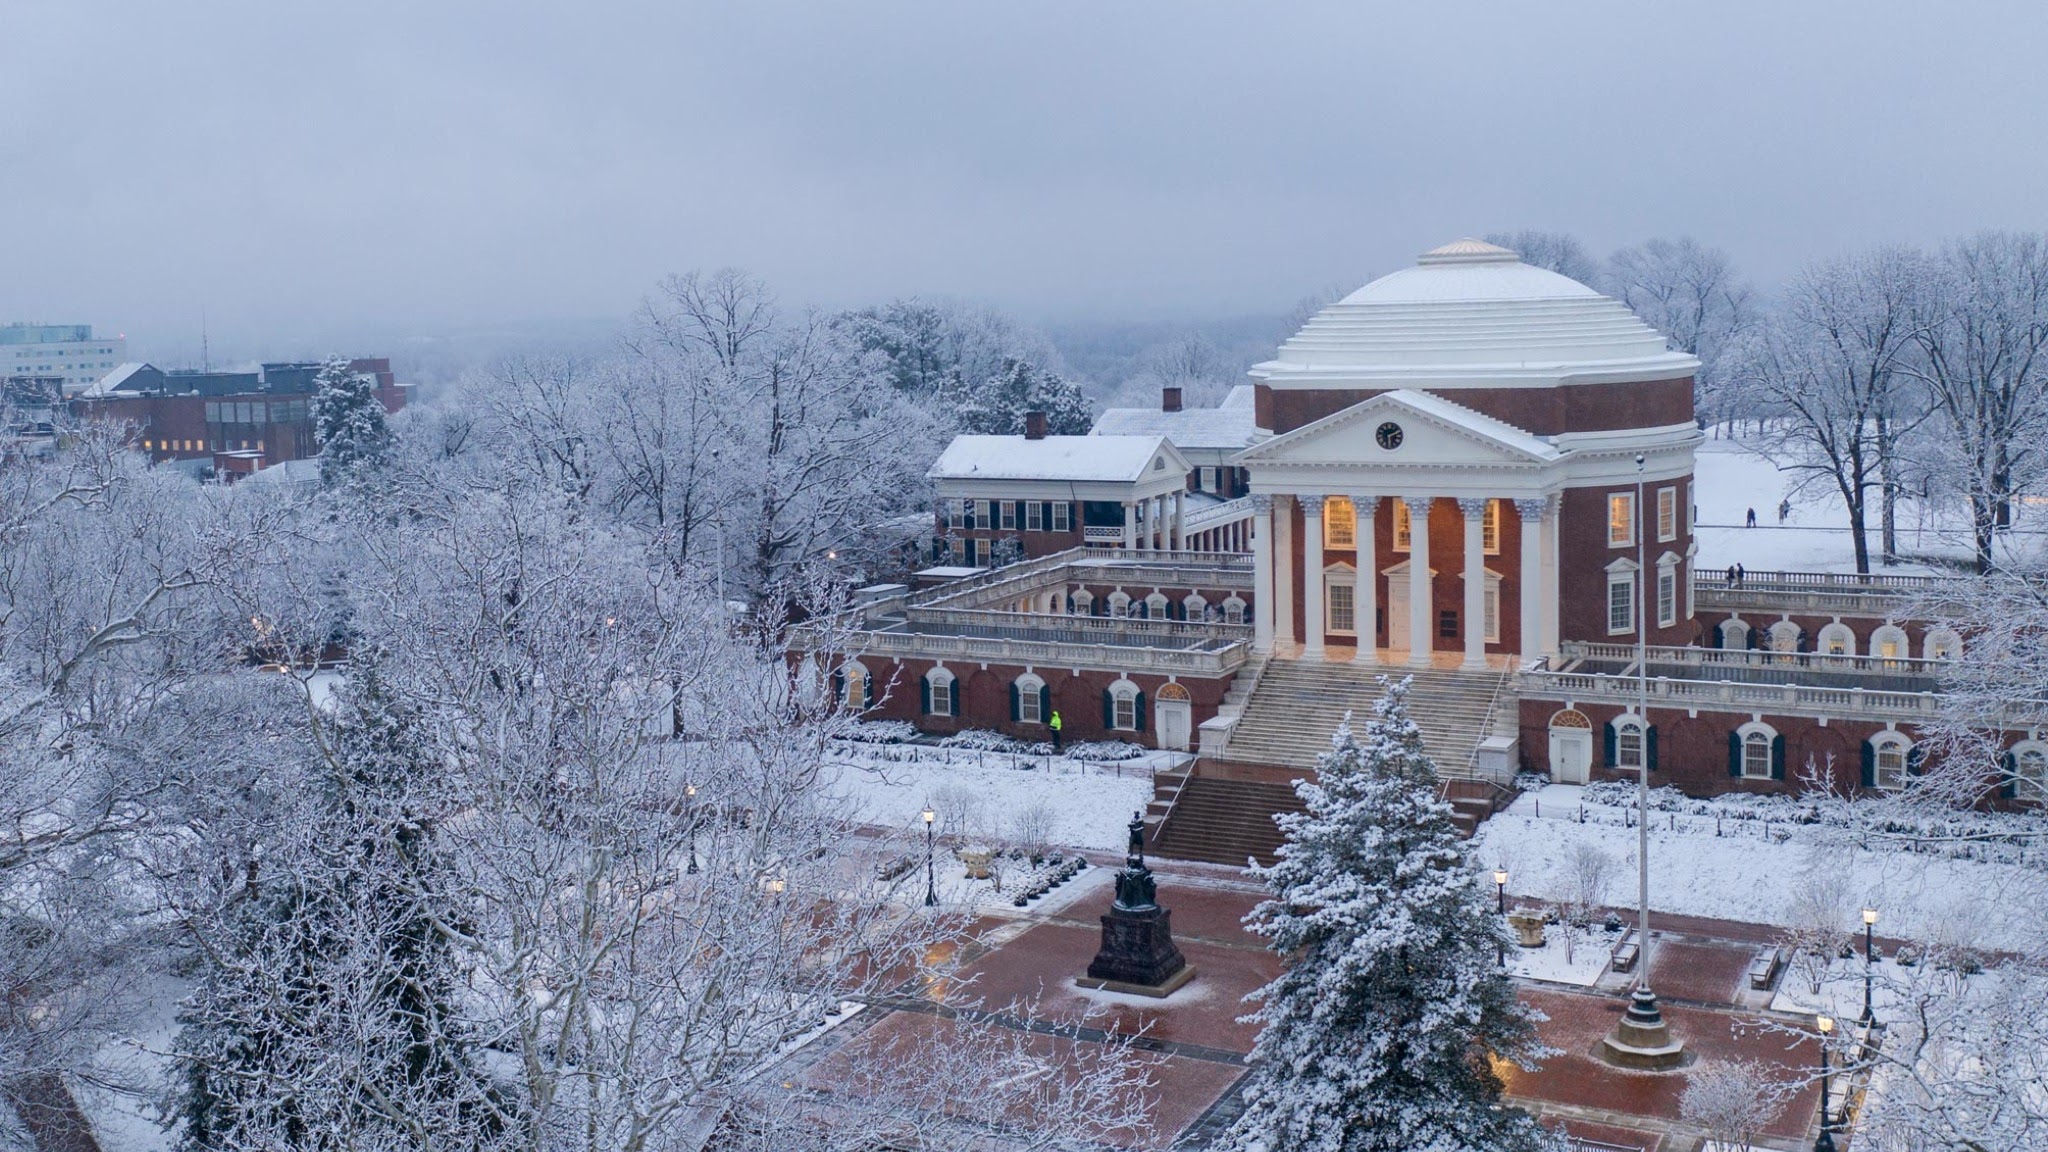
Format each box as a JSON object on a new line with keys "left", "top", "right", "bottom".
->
{"left": 73, "top": 358, "right": 409, "bottom": 477}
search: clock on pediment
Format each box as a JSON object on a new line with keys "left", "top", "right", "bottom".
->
{"left": 1374, "top": 421, "right": 1404, "bottom": 450}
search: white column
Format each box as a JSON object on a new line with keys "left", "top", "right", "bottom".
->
{"left": 1275, "top": 495, "right": 1295, "bottom": 652}
{"left": 1172, "top": 490, "right": 1186, "bottom": 551}
{"left": 1301, "top": 495, "right": 1327, "bottom": 660}
{"left": 1251, "top": 494, "right": 1275, "bottom": 654}
{"left": 1458, "top": 498, "right": 1489, "bottom": 671}
{"left": 1404, "top": 494, "right": 1433, "bottom": 668}
{"left": 1516, "top": 498, "right": 1546, "bottom": 663}
{"left": 1155, "top": 495, "right": 1169, "bottom": 550}
{"left": 1541, "top": 496, "right": 1562, "bottom": 656}
{"left": 1123, "top": 501, "right": 1137, "bottom": 550}
{"left": 1353, "top": 494, "right": 1377, "bottom": 664}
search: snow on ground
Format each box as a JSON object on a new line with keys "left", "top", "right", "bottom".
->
{"left": 1506, "top": 924, "right": 1611, "bottom": 988}
{"left": 824, "top": 742, "right": 1164, "bottom": 852}
{"left": 1476, "top": 785, "right": 2045, "bottom": 953}
{"left": 74, "top": 973, "right": 189, "bottom": 1152}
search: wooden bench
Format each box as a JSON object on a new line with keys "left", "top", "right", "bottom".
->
{"left": 1748, "top": 946, "right": 1784, "bottom": 990}
{"left": 1610, "top": 935, "right": 1639, "bottom": 974}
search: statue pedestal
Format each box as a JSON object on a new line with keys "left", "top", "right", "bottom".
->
{"left": 1077, "top": 903, "right": 1193, "bottom": 997}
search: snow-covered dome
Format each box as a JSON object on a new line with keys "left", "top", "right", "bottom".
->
{"left": 1253, "top": 239, "right": 1699, "bottom": 389}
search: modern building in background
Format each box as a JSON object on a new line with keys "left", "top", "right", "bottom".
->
{"left": 1, "top": 323, "right": 126, "bottom": 395}
{"left": 73, "top": 358, "right": 408, "bottom": 477}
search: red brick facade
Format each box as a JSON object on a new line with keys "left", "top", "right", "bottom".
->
{"left": 1256, "top": 377, "right": 1696, "bottom": 438}
{"left": 849, "top": 657, "right": 1231, "bottom": 748}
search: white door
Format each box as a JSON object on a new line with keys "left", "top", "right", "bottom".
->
{"left": 1550, "top": 729, "right": 1592, "bottom": 784}
{"left": 1157, "top": 699, "right": 1193, "bottom": 752}
{"left": 1387, "top": 573, "right": 1410, "bottom": 652}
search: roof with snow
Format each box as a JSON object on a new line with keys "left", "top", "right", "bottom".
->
{"left": 928, "top": 434, "right": 1183, "bottom": 483}
{"left": 1088, "top": 385, "right": 1260, "bottom": 451}
{"left": 79, "top": 361, "right": 153, "bottom": 396}
{"left": 1252, "top": 238, "right": 1699, "bottom": 388}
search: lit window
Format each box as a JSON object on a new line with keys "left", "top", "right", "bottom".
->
{"left": 1609, "top": 493, "right": 1635, "bottom": 547}
{"left": 1325, "top": 497, "right": 1356, "bottom": 548}
{"left": 1607, "top": 573, "right": 1635, "bottom": 634}
{"left": 1872, "top": 625, "right": 1908, "bottom": 663}
{"left": 1328, "top": 580, "right": 1356, "bottom": 634}
{"left": 1025, "top": 502, "right": 1042, "bottom": 531}
{"left": 1743, "top": 731, "right": 1774, "bottom": 778}
{"left": 1052, "top": 503, "right": 1070, "bottom": 532}
{"left": 1482, "top": 499, "right": 1501, "bottom": 554}
{"left": 1657, "top": 487, "right": 1678, "bottom": 542}
{"left": 1393, "top": 500, "right": 1412, "bottom": 551}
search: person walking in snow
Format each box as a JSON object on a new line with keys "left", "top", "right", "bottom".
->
{"left": 1778, "top": 498, "right": 1791, "bottom": 523}
{"left": 1746, "top": 507, "right": 1757, "bottom": 527}
{"left": 1049, "top": 709, "right": 1063, "bottom": 751}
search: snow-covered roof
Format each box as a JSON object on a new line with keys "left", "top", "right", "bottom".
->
{"left": 928, "top": 434, "right": 1178, "bottom": 483}
{"left": 243, "top": 458, "right": 321, "bottom": 485}
{"left": 1252, "top": 239, "right": 1699, "bottom": 388}
{"left": 1088, "top": 386, "right": 1259, "bottom": 451}
{"left": 79, "top": 361, "right": 151, "bottom": 396}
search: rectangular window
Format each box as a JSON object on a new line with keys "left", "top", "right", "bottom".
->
{"left": 1052, "top": 503, "right": 1070, "bottom": 532}
{"left": 1609, "top": 493, "right": 1635, "bottom": 547}
{"left": 1483, "top": 499, "right": 1501, "bottom": 554}
{"left": 999, "top": 501, "right": 1016, "bottom": 530}
{"left": 1393, "top": 500, "right": 1412, "bottom": 551}
{"left": 1019, "top": 685, "right": 1041, "bottom": 723}
{"left": 1657, "top": 486, "right": 1678, "bottom": 542}
{"left": 1113, "top": 693, "right": 1137, "bottom": 731}
{"left": 1608, "top": 573, "right": 1636, "bottom": 634}
{"left": 1199, "top": 466, "right": 1217, "bottom": 492}
{"left": 1875, "top": 744, "right": 1907, "bottom": 789}
{"left": 204, "top": 402, "right": 220, "bottom": 422}
{"left": 1618, "top": 724, "right": 1644, "bottom": 769}
{"left": 1439, "top": 610, "right": 1459, "bottom": 639}
{"left": 1325, "top": 497, "right": 1356, "bottom": 548}
{"left": 930, "top": 680, "right": 952, "bottom": 716}
{"left": 974, "top": 500, "right": 991, "bottom": 530}
{"left": 1025, "top": 502, "right": 1042, "bottom": 531}
{"left": 1328, "top": 581, "right": 1356, "bottom": 634}
{"left": 949, "top": 537, "right": 966, "bottom": 564}
{"left": 1743, "top": 734, "right": 1774, "bottom": 779}
{"left": 1657, "top": 566, "right": 1677, "bottom": 627}
{"left": 1484, "top": 584, "right": 1500, "bottom": 642}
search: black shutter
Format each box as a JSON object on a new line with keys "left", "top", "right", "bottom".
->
{"left": 1708, "top": 621, "right": 1722, "bottom": 649}
{"left": 1796, "top": 628, "right": 1809, "bottom": 654}
{"left": 1603, "top": 721, "right": 1618, "bottom": 768}
{"left": 949, "top": 679, "right": 960, "bottom": 717}
{"left": 1134, "top": 690, "right": 1147, "bottom": 734}
{"left": 1728, "top": 731, "right": 1743, "bottom": 778}
{"left": 830, "top": 668, "right": 845, "bottom": 707}
{"left": 1771, "top": 734, "right": 1787, "bottom": 780}
{"left": 920, "top": 676, "right": 931, "bottom": 715}
{"left": 2001, "top": 752, "right": 2018, "bottom": 800}
{"left": 1860, "top": 740, "right": 1875, "bottom": 789}
{"left": 1646, "top": 725, "right": 1660, "bottom": 772}
{"left": 1009, "top": 681, "right": 1020, "bottom": 723}
{"left": 1039, "top": 683, "right": 1052, "bottom": 722}
{"left": 1906, "top": 743, "right": 1927, "bottom": 777}
{"left": 1102, "top": 687, "right": 1114, "bottom": 728}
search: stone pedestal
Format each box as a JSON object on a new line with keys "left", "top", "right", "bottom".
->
{"left": 1509, "top": 911, "right": 1547, "bottom": 948}
{"left": 1599, "top": 986, "right": 1690, "bottom": 1071}
{"left": 1076, "top": 814, "right": 1194, "bottom": 998}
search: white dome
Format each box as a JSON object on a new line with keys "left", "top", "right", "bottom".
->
{"left": 1254, "top": 239, "right": 1698, "bottom": 389}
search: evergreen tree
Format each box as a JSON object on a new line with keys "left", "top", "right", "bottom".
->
{"left": 310, "top": 356, "right": 391, "bottom": 485}
{"left": 175, "top": 670, "right": 502, "bottom": 1150}
{"left": 954, "top": 357, "right": 1092, "bottom": 436}
{"left": 1227, "top": 678, "right": 1554, "bottom": 1152}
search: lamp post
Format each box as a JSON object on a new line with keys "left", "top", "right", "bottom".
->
{"left": 1861, "top": 907, "right": 1879, "bottom": 1027}
{"left": 1633, "top": 452, "right": 1661, "bottom": 1005}
{"left": 684, "top": 782, "right": 699, "bottom": 875}
{"left": 922, "top": 805, "right": 938, "bottom": 907}
{"left": 1493, "top": 866, "right": 1510, "bottom": 968}
{"left": 1815, "top": 1014, "right": 1837, "bottom": 1152}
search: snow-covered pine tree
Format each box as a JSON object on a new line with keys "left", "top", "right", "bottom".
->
{"left": 1227, "top": 677, "right": 1554, "bottom": 1152}
{"left": 310, "top": 355, "right": 390, "bottom": 485}
{"left": 954, "top": 357, "right": 1092, "bottom": 435}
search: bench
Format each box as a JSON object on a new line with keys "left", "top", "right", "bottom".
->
{"left": 1748, "top": 946, "right": 1784, "bottom": 990}
{"left": 1610, "top": 934, "right": 1639, "bottom": 974}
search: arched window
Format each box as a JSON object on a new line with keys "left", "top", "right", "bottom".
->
{"left": 840, "top": 660, "right": 872, "bottom": 710}
{"left": 1611, "top": 713, "right": 1649, "bottom": 770}
{"left": 1871, "top": 624, "right": 1909, "bottom": 664}
{"left": 1070, "top": 589, "right": 1094, "bottom": 615}
{"left": 1107, "top": 591, "right": 1131, "bottom": 618}
{"left": 1817, "top": 622, "right": 1856, "bottom": 658}
{"left": 1735, "top": 721, "right": 1780, "bottom": 780}
{"left": 1767, "top": 621, "right": 1801, "bottom": 654}
{"left": 2012, "top": 742, "right": 2048, "bottom": 802}
{"left": 922, "top": 667, "right": 957, "bottom": 717}
{"left": 1105, "top": 678, "right": 1144, "bottom": 732}
{"left": 1222, "top": 596, "right": 1247, "bottom": 625}
{"left": 1924, "top": 627, "right": 1963, "bottom": 661}
{"left": 1868, "top": 731, "right": 1913, "bottom": 790}
{"left": 1719, "top": 618, "right": 1751, "bottom": 650}
{"left": 1183, "top": 593, "right": 1208, "bottom": 620}
{"left": 1146, "top": 592, "right": 1170, "bottom": 620}
{"left": 1012, "top": 673, "right": 1048, "bottom": 725}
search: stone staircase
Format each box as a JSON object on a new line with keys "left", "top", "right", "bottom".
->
{"left": 1148, "top": 774, "right": 1306, "bottom": 867}
{"left": 1221, "top": 659, "right": 1514, "bottom": 778}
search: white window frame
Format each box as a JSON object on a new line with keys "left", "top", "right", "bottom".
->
{"left": 1768, "top": 621, "right": 1801, "bottom": 654}
{"left": 1199, "top": 466, "right": 1218, "bottom": 493}
{"left": 1025, "top": 501, "right": 1043, "bottom": 531}
{"left": 1871, "top": 624, "right": 1909, "bottom": 664}
{"left": 1107, "top": 591, "right": 1131, "bottom": 618}
{"left": 1393, "top": 499, "right": 1411, "bottom": 552}
{"left": 1222, "top": 596, "right": 1246, "bottom": 625}
{"left": 1145, "top": 592, "right": 1170, "bottom": 619}
{"left": 1052, "top": 502, "right": 1071, "bottom": 532}
{"left": 999, "top": 501, "right": 1016, "bottom": 530}
{"left": 973, "top": 499, "right": 992, "bottom": 530}
{"left": 1016, "top": 674, "right": 1045, "bottom": 724}
{"left": 946, "top": 499, "right": 965, "bottom": 530}
{"left": 1615, "top": 713, "right": 1647, "bottom": 770}
{"left": 1483, "top": 581, "right": 1500, "bottom": 643}
{"left": 926, "top": 669, "right": 955, "bottom": 716}
{"left": 1818, "top": 622, "right": 1856, "bottom": 657}
{"left": 1606, "top": 567, "right": 1637, "bottom": 636}
{"left": 1326, "top": 568, "right": 1357, "bottom": 635}
{"left": 1071, "top": 589, "right": 1093, "bottom": 614}
{"left": 2012, "top": 741, "right": 2048, "bottom": 801}
{"left": 1656, "top": 560, "right": 1678, "bottom": 628}
{"left": 1609, "top": 492, "right": 1635, "bottom": 548}
{"left": 1738, "top": 721, "right": 1777, "bottom": 780}
{"left": 1325, "top": 497, "right": 1356, "bottom": 549}
{"left": 1720, "top": 618, "right": 1750, "bottom": 649}
{"left": 1924, "top": 627, "right": 1962, "bottom": 661}
{"left": 1183, "top": 593, "right": 1208, "bottom": 619}
{"left": 1656, "top": 486, "right": 1678, "bottom": 542}
{"left": 1109, "top": 679, "right": 1140, "bottom": 731}
{"left": 1482, "top": 499, "right": 1501, "bottom": 555}
{"left": 1872, "top": 731, "right": 1912, "bottom": 790}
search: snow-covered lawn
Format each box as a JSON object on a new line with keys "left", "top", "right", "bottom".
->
{"left": 824, "top": 741, "right": 1165, "bottom": 853}
{"left": 1506, "top": 923, "right": 1612, "bottom": 988}
{"left": 1476, "top": 785, "right": 2045, "bottom": 953}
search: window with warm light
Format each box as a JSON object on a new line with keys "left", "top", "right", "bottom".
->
{"left": 1609, "top": 493, "right": 1635, "bottom": 547}
{"left": 1657, "top": 486, "right": 1678, "bottom": 542}
{"left": 1483, "top": 499, "right": 1501, "bottom": 554}
{"left": 1325, "top": 497, "right": 1356, "bottom": 548}
{"left": 1393, "top": 500, "right": 1412, "bottom": 551}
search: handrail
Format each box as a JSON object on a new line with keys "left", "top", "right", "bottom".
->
{"left": 1184, "top": 494, "right": 1254, "bottom": 531}
{"left": 1467, "top": 665, "right": 1514, "bottom": 782}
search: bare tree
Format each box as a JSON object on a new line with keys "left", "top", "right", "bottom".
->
{"left": 1556, "top": 843, "right": 1613, "bottom": 963}
{"left": 1609, "top": 237, "right": 1757, "bottom": 433}
{"left": 1483, "top": 230, "right": 1603, "bottom": 286}
{"left": 1679, "top": 1059, "right": 1783, "bottom": 1151}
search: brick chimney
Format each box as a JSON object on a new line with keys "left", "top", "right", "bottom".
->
{"left": 1161, "top": 385, "right": 1183, "bottom": 412}
{"left": 1024, "top": 410, "right": 1048, "bottom": 440}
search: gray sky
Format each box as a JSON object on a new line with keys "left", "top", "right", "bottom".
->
{"left": 7, "top": 1, "right": 2047, "bottom": 360}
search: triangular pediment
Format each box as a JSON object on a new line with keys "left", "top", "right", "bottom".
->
{"left": 1234, "top": 389, "right": 1561, "bottom": 469}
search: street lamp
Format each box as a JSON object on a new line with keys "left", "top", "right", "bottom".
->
{"left": 1815, "top": 1014, "right": 1837, "bottom": 1152}
{"left": 1861, "top": 906, "right": 1879, "bottom": 1026}
{"left": 922, "top": 805, "right": 938, "bottom": 908}
{"left": 1493, "top": 866, "right": 1510, "bottom": 969}
{"left": 684, "top": 782, "right": 699, "bottom": 875}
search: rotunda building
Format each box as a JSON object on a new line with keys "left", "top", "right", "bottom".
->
{"left": 1235, "top": 238, "right": 1702, "bottom": 667}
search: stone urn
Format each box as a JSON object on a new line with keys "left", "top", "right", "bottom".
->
{"left": 958, "top": 845, "right": 993, "bottom": 880}
{"left": 1509, "top": 911, "right": 1547, "bottom": 948}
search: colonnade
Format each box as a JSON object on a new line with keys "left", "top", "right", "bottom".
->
{"left": 1249, "top": 492, "right": 1560, "bottom": 667}
{"left": 1121, "top": 490, "right": 1187, "bottom": 551}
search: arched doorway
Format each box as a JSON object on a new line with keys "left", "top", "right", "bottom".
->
{"left": 1548, "top": 708, "right": 1593, "bottom": 784}
{"left": 1155, "top": 682, "right": 1193, "bottom": 751}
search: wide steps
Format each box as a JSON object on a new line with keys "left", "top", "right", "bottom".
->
{"left": 1149, "top": 775, "right": 1307, "bottom": 867}
{"left": 1223, "top": 660, "right": 1509, "bottom": 775}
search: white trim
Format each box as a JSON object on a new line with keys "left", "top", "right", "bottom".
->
{"left": 1736, "top": 720, "right": 1778, "bottom": 779}
{"left": 1870, "top": 730, "right": 1913, "bottom": 790}
{"left": 1613, "top": 711, "right": 1648, "bottom": 770}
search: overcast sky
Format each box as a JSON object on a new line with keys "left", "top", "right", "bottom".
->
{"left": 7, "top": 1, "right": 2047, "bottom": 360}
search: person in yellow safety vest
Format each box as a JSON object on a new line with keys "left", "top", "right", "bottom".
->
{"left": 1049, "top": 710, "right": 1063, "bottom": 751}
